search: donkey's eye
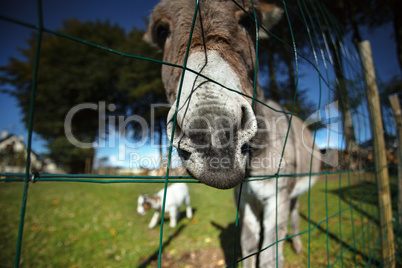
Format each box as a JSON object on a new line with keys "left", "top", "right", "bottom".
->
{"left": 157, "top": 25, "right": 169, "bottom": 41}
{"left": 154, "top": 23, "right": 170, "bottom": 48}
{"left": 238, "top": 13, "right": 256, "bottom": 34}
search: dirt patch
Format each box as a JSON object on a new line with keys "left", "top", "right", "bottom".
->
{"left": 139, "top": 248, "right": 228, "bottom": 267}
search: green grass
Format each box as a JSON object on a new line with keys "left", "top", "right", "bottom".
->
{"left": 284, "top": 172, "right": 382, "bottom": 267}
{"left": 0, "top": 172, "right": 399, "bottom": 267}
{"left": 1, "top": 181, "right": 236, "bottom": 267}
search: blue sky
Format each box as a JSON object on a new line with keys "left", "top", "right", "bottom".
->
{"left": 0, "top": 0, "right": 161, "bottom": 168}
{"left": 0, "top": 1, "right": 400, "bottom": 169}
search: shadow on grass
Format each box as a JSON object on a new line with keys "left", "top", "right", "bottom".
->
{"left": 327, "top": 176, "right": 399, "bottom": 224}
{"left": 138, "top": 224, "right": 186, "bottom": 268}
{"left": 138, "top": 209, "right": 196, "bottom": 268}
{"left": 210, "top": 221, "right": 241, "bottom": 267}
{"left": 327, "top": 181, "right": 380, "bottom": 225}
{"left": 299, "top": 212, "right": 380, "bottom": 266}
{"left": 326, "top": 177, "right": 401, "bottom": 266}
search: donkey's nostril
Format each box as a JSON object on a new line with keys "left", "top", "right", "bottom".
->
{"left": 240, "top": 105, "right": 254, "bottom": 131}
{"left": 241, "top": 142, "right": 250, "bottom": 155}
{"left": 238, "top": 104, "right": 257, "bottom": 145}
{"left": 178, "top": 149, "right": 191, "bottom": 161}
{"left": 240, "top": 106, "right": 247, "bottom": 130}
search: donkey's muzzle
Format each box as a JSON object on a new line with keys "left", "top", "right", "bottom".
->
{"left": 167, "top": 90, "right": 257, "bottom": 189}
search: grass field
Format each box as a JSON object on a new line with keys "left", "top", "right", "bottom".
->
{"left": 0, "top": 172, "right": 399, "bottom": 267}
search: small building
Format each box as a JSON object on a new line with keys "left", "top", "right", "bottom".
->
{"left": 0, "top": 130, "right": 64, "bottom": 174}
{"left": 116, "top": 167, "right": 149, "bottom": 176}
{"left": 0, "top": 131, "right": 42, "bottom": 173}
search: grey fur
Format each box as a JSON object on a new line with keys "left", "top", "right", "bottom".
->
{"left": 146, "top": 1, "right": 320, "bottom": 266}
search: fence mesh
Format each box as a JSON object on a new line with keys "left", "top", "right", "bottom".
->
{"left": 0, "top": 0, "right": 400, "bottom": 267}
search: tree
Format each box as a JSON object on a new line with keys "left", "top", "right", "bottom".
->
{"left": 0, "top": 20, "right": 167, "bottom": 173}
{"left": 0, "top": 19, "right": 163, "bottom": 173}
{"left": 321, "top": 0, "right": 402, "bottom": 153}
{"left": 47, "top": 136, "right": 95, "bottom": 174}
{"left": 118, "top": 28, "right": 168, "bottom": 167}
{"left": 349, "top": 0, "right": 402, "bottom": 75}
{"left": 259, "top": 0, "right": 318, "bottom": 121}
{"left": 379, "top": 75, "right": 402, "bottom": 137}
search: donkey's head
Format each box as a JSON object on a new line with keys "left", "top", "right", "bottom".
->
{"left": 145, "top": 0, "right": 282, "bottom": 189}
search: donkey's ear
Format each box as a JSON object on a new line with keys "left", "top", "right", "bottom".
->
{"left": 259, "top": 3, "right": 283, "bottom": 39}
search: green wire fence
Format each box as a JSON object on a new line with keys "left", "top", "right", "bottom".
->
{"left": 0, "top": 0, "right": 400, "bottom": 267}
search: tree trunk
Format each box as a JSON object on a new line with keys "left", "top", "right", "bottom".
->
{"left": 389, "top": 94, "right": 402, "bottom": 225}
{"left": 158, "top": 120, "right": 164, "bottom": 169}
{"left": 331, "top": 39, "right": 358, "bottom": 163}
{"left": 392, "top": 0, "right": 402, "bottom": 74}
{"left": 267, "top": 51, "right": 280, "bottom": 101}
{"left": 347, "top": 1, "right": 362, "bottom": 47}
{"left": 285, "top": 51, "right": 296, "bottom": 98}
{"left": 85, "top": 157, "right": 92, "bottom": 174}
{"left": 280, "top": 26, "right": 297, "bottom": 112}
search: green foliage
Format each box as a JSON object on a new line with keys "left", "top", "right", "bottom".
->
{"left": 118, "top": 28, "right": 167, "bottom": 141}
{"left": 259, "top": 1, "right": 319, "bottom": 121}
{"left": 1, "top": 19, "right": 126, "bottom": 140}
{"left": 47, "top": 136, "right": 95, "bottom": 174}
{"left": 0, "top": 20, "right": 164, "bottom": 173}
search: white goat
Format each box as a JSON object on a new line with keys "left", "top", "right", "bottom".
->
{"left": 137, "top": 183, "right": 193, "bottom": 229}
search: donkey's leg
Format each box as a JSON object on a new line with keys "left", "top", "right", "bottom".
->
{"left": 290, "top": 197, "right": 302, "bottom": 254}
{"left": 260, "top": 193, "right": 290, "bottom": 268}
{"left": 240, "top": 202, "right": 261, "bottom": 268}
{"left": 148, "top": 211, "right": 160, "bottom": 229}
